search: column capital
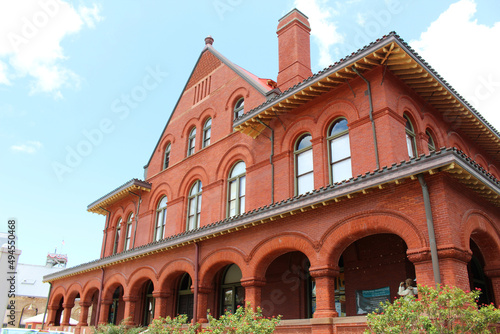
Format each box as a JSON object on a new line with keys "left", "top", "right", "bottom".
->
{"left": 123, "top": 295, "right": 139, "bottom": 302}
{"left": 79, "top": 301, "right": 92, "bottom": 308}
{"left": 309, "top": 266, "right": 340, "bottom": 278}
{"left": 62, "top": 303, "right": 75, "bottom": 309}
{"left": 240, "top": 277, "right": 266, "bottom": 287}
{"left": 152, "top": 291, "right": 171, "bottom": 298}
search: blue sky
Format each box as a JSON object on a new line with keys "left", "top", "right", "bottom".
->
{"left": 1, "top": 0, "right": 499, "bottom": 267}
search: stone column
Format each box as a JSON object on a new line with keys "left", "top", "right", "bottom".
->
{"left": 485, "top": 265, "right": 500, "bottom": 307}
{"left": 152, "top": 291, "right": 171, "bottom": 319}
{"left": 61, "top": 302, "right": 74, "bottom": 326}
{"left": 78, "top": 301, "right": 91, "bottom": 326}
{"left": 98, "top": 300, "right": 112, "bottom": 325}
{"left": 123, "top": 295, "right": 139, "bottom": 326}
{"left": 46, "top": 305, "right": 58, "bottom": 326}
{"left": 310, "top": 267, "right": 339, "bottom": 318}
{"left": 241, "top": 278, "right": 266, "bottom": 309}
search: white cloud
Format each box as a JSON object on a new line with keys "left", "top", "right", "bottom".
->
{"left": 293, "top": 0, "right": 344, "bottom": 68}
{"left": 0, "top": 0, "right": 102, "bottom": 99}
{"left": 411, "top": 0, "right": 500, "bottom": 130}
{"left": 11, "top": 141, "right": 43, "bottom": 154}
{"left": 356, "top": 12, "right": 366, "bottom": 26}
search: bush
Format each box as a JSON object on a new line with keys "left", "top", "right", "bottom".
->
{"left": 365, "top": 284, "right": 500, "bottom": 334}
{"left": 147, "top": 314, "right": 199, "bottom": 334}
{"left": 93, "top": 318, "right": 145, "bottom": 334}
{"left": 201, "top": 303, "right": 281, "bottom": 334}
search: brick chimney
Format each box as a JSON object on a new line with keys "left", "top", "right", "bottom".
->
{"left": 276, "top": 9, "right": 312, "bottom": 91}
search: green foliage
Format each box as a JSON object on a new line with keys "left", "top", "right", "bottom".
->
{"left": 147, "top": 314, "right": 199, "bottom": 334}
{"left": 365, "top": 284, "right": 500, "bottom": 334}
{"left": 93, "top": 318, "right": 145, "bottom": 334}
{"left": 201, "top": 302, "right": 281, "bottom": 334}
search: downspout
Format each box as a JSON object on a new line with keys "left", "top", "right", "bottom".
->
{"left": 95, "top": 268, "right": 105, "bottom": 326}
{"left": 256, "top": 119, "right": 275, "bottom": 203}
{"left": 100, "top": 207, "right": 111, "bottom": 258}
{"left": 352, "top": 67, "right": 380, "bottom": 170}
{"left": 193, "top": 242, "right": 200, "bottom": 323}
{"left": 417, "top": 173, "right": 441, "bottom": 285}
{"left": 41, "top": 282, "right": 52, "bottom": 329}
{"left": 128, "top": 191, "right": 142, "bottom": 248}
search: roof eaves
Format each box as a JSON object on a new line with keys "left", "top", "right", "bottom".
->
{"left": 87, "top": 178, "right": 152, "bottom": 213}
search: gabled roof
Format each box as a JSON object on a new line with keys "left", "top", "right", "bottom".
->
{"left": 234, "top": 32, "right": 500, "bottom": 163}
{"left": 45, "top": 148, "right": 499, "bottom": 282}
{"left": 144, "top": 41, "right": 275, "bottom": 170}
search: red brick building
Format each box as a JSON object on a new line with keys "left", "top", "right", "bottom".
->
{"left": 44, "top": 9, "right": 500, "bottom": 334}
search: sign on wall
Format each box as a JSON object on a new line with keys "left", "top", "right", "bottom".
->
{"left": 355, "top": 286, "right": 390, "bottom": 314}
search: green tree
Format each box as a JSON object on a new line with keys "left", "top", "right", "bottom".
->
{"left": 365, "top": 284, "right": 500, "bottom": 334}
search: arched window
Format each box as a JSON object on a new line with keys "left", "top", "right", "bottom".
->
{"left": 295, "top": 134, "right": 314, "bottom": 195}
{"left": 177, "top": 274, "right": 193, "bottom": 320}
{"left": 187, "top": 181, "right": 202, "bottom": 230}
{"left": 108, "top": 286, "right": 123, "bottom": 324}
{"left": 328, "top": 118, "right": 352, "bottom": 183}
{"left": 163, "top": 143, "right": 171, "bottom": 170}
{"left": 155, "top": 196, "right": 168, "bottom": 242}
{"left": 187, "top": 127, "right": 196, "bottom": 156}
{"left": 112, "top": 218, "right": 122, "bottom": 255}
{"left": 228, "top": 161, "right": 246, "bottom": 217}
{"left": 234, "top": 98, "right": 244, "bottom": 120}
{"left": 124, "top": 213, "right": 133, "bottom": 251}
{"left": 203, "top": 118, "right": 212, "bottom": 148}
{"left": 220, "top": 264, "right": 244, "bottom": 314}
{"left": 426, "top": 130, "right": 436, "bottom": 152}
{"left": 142, "top": 281, "right": 155, "bottom": 326}
{"left": 404, "top": 115, "right": 417, "bottom": 158}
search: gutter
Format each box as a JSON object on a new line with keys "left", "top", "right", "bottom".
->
{"left": 417, "top": 174, "right": 441, "bottom": 285}
{"left": 193, "top": 243, "right": 200, "bottom": 323}
{"left": 41, "top": 282, "right": 52, "bottom": 329}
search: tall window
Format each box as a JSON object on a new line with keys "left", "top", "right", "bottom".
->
{"left": 124, "top": 213, "right": 133, "bottom": 251}
{"left": 295, "top": 134, "right": 314, "bottom": 195}
{"left": 177, "top": 274, "right": 193, "bottom": 320}
{"left": 404, "top": 115, "right": 417, "bottom": 158}
{"left": 113, "top": 218, "right": 122, "bottom": 255}
{"left": 187, "top": 181, "right": 202, "bottom": 230}
{"left": 228, "top": 161, "right": 246, "bottom": 217}
{"left": 234, "top": 98, "right": 244, "bottom": 120}
{"left": 426, "top": 130, "right": 436, "bottom": 152}
{"left": 163, "top": 143, "right": 171, "bottom": 170}
{"left": 108, "top": 286, "right": 122, "bottom": 324}
{"left": 203, "top": 118, "right": 212, "bottom": 148}
{"left": 142, "top": 281, "right": 155, "bottom": 326}
{"left": 155, "top": 196, "right": 168, "bottom": 241}
{"left": 187, "top": 127, "right": 196, "bottom": 156}
{"left": 220, "top": 264, "right": 244, "bottom": 314}
{"left": 328, "top": 118, "right": 352, "bottom": 183}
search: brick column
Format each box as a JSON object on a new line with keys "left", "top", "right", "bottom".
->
{"left": 78, "top": 301, "right": 91, "bottom": 326}
{"left": 61, "top": 303, "right": 74, "bottom": 326}
{"left": 241, "top": 278, "right": 266, "bottom": 309}
{"left": 98, "top": 300, "right": 112, "bottom": 325}
{"left": 46, "top": 305, "right": 58, "bottom": 326}
{"left": 310, "top": 267, "right": 339, "bottom": 318}
{"left": 196, "top": 287, "right": 212, "bottom": 323}
{"left": 153, "top": 291, "right": 171, "bottom": 319}
{"left": 437, "top": 247, "right": 472, "bottom": 290}
{"left": 485, "top": 265, "right": 500, "bottom": 307}
{"left": 123, "top": 295, "right": 139, "bottom": 326}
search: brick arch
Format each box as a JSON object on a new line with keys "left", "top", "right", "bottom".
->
{"left": 446, "top": 132, "right": 469, "bottom": 155}
{"left": 225, "top": 87, "right": 248, "bottom": 112}
{"left": 148, "top": 182, "right": 174, "bottom": 211}
{"left": 81, "top": 279, "right": 102, "bottom": 304}
{"left": 158, "top": 258, "right": 195, "bottom": 291}
{"left": 199, "top": 248, "right": 248, "bottom": 286}
{"left": 461, "top": 210, "right": 500, "bottom": 266}
{"left": 317, "top": 100, "right": 360, "bottom": 133}
{"left": 423, "top": 125, "right": 444, "bottom": 151}
{"left": 102, "top": 273, "right": 127, "bottom": 300}
{"left": 158, "top": 133, "right": 176, "bottom": 154}
{"left": 319, "top": 210, "right": 426, "bottom": 265}
{"left": 177, "top": 165, "right": 210, "bottom": 196}
{"left": 49, "top": 286, "right": 66, "bottom": 307}
{"left": 250, "top": 233, "right": 319, "bottom": 279}
{"left": 200, "top": 107, "right": 216, "bottom": 124}
{"left": 279, "top": 116, "right": 317, "bottom": 151}
{"left": 65, "top": 282, "right": 83, "bottom": 303}
{"left": 215, "top": 144, "right": 254, "bottom": 180}
{"left": 126, "top": 266, "right": 158, "bottom": 296}
{"left": 181, "top": 117, "right": 201, "bottom": 140}
{"left": 397, "top": 95, "right": 423, "bottom": 121}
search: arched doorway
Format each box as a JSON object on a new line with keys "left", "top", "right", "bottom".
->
{"left": 339, "top": 234, "right": 414, "bottom": 316}
{"left": 220, "top": 264, "right": 244, "bottom": 314}
{"left": 53, "top": 297, "right": 64, "bottom": 326}
{"left": 140, "top": 280, "right": 155, "bottom": 326}
{"left": 468, "top": 239, "right": 494, "bottom": 305}
{"left": 261, "top": 251, "right": 313, "bottom": 319}
{"left": 177, "top": 273, "right": 193, "bottom": 320}
{"left": 108, "top": 286, "right": 123, "bottom": 324}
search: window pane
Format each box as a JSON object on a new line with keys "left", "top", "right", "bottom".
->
{"left": 329, "top": 119, "right": 348, "bottom": 137}
{"left": 231, "top": 161, "right": 246, "bottom": 177}
{"left": 298, "top": 172, "right": 314, "bottom": 194}
{"left": 297, "top": 149, "right": 313, "bottom": 175}
{"left": 197, "top": 195, "right": 202, "bottom": 213}
{"left": 229, "top": 181, "right": 237, "bottom": 200}
{"left": 331, "top": 135, "right": 350, "bottom": 162}
{"left": 406, "top": 134, "right": 415, "bottom": 158}
{"left": 297, "top": 135, "right": 312, "bottom": 150}
{"left": 332, "top": 158, "right": 352, "bottom": 183}
{"left": 239, "top": 176, "right": 246, "bottom": 196}
{"left": 229, "top": 200, "right": 236, "bottom": 217}
{"left": 189, "top": 198, "right": 196, "bottom": 215}
{"left": 239, "top": 197, "right": 245, "bottom": 214}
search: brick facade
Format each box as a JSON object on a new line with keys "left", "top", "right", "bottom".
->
{"left": 43, "top": 8, "right": 500, "bottom": 334}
